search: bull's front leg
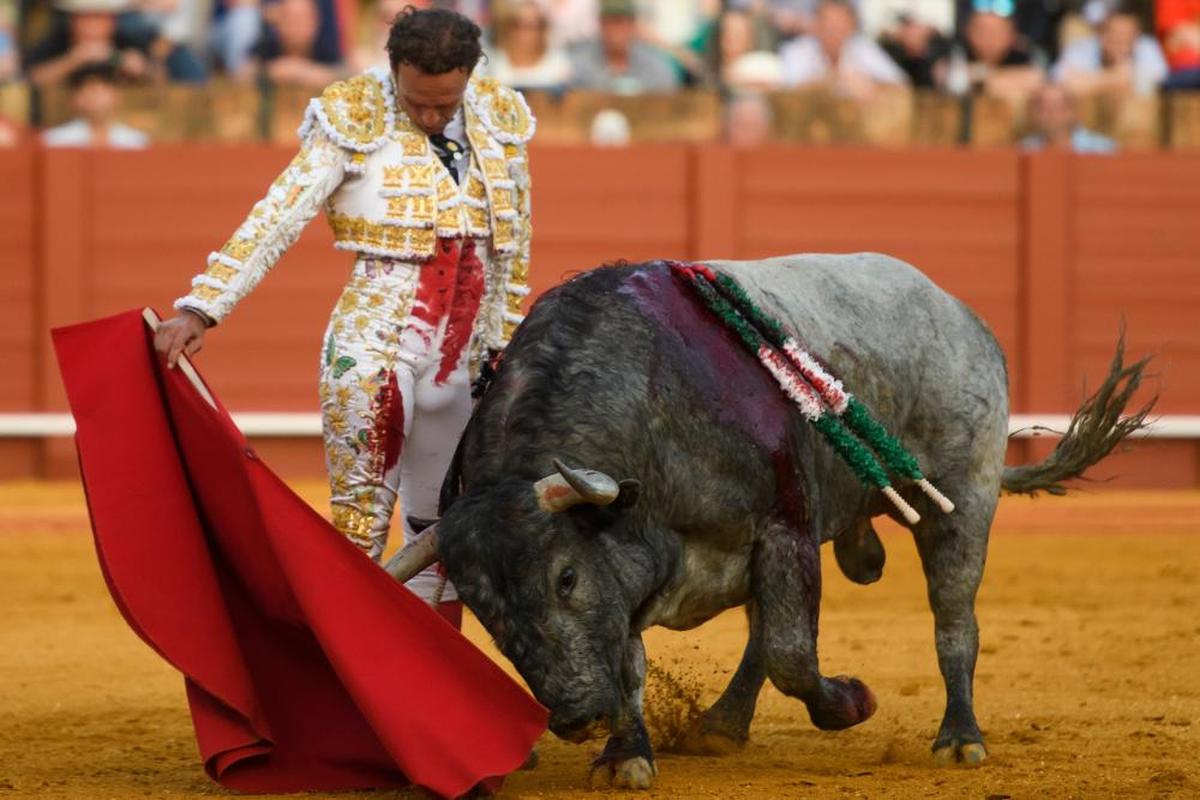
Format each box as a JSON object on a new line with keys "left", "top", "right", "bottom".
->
{"left": 590, "top": 634, "right": 657, "bottom": 790}
{"left": 679, "top": 602, "right": 766, "bottom": 754}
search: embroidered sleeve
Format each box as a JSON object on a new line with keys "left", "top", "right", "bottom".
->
{"left": 174, "top": 128, "right": 349, "bottom": 324}
{"left": 500, "top": 155, "right": 532, "bottom": 346}
{"left": 474, "top": 144, "right": 531, "bottom": 356}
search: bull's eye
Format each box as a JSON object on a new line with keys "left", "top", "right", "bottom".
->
{"left": 557, "top": 567, "right": 576, "bottom": 598}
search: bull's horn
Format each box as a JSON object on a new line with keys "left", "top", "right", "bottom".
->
{"left": 534, "top": 472, "right": 583, "bottom": 512}
{"left": 533, "top": 459, "right": 621, "bottom": 513}
{"left": 384, "top": 524, "right": 440, "bottom": 583}
{"left": 554, "top": 459, "right": 620, "bottom": 505}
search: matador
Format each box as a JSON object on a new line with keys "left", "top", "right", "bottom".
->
{"left": 154, "top": 9, "right": 534, "bottom": 626}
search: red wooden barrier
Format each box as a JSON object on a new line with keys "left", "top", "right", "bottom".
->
{"left": 0, "top": 147, "right": 38, "bottom": 477}
{"left": 5, "top": 144, "right": 1198, "bottom": 486}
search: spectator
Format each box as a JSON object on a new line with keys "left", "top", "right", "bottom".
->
{"left": 485, "top": 0, "right": 572, "bottom": 90}
{"left": 962, "top": 10, "right": 1043, "bottom": 104}
{"left": 41, "top": 60, "right": 150, "bottom": 147}
{"left": 713, "top": 9, "right": 784, "bottom": 90}
{"left": 544, "top": 0, "right": 598, "bottom": 48}
{"left": 861, "top": 0, "right": 953, "bottom": 39}
{"left": 1158, "top": 0, "right": 1200, "bottom": 88}
{"left": 635, "top": 0, "right": 717, "bottom": 85}
{"left": 879, "top": 11, "right": 953, "bottom": 88}
{"left": 1019, "top": 82, "right": 1116, "bottom": 153}
{"left": 1, "top": 4, "right": 17, "bottom": 83}
{"left": 725, "top": 91, "right": 773, "bottom": 146}
{"left": 743, "top": 0, "right": 818, "bottom": 39}
{"left": 780, "top": 0, "right": 908, "bottom": 99}
{"left": 452, "top": 0, "right": 491, "bottom": 27}
{"left": 25, "top": 0, "right": 208, "bottom": 85}
{"left": 568, "top": 0, "right": 679, "bottom": 92}
{"left": 957, "top": 0, "right": 1065, "bottom": 63}
{"left": 351, "top": 0, "right": 423, "bottom": 73}
{"left": 24, "top": 0, "right": 154, "bottom": 87}
{"left": 210, "top": 0, "right": 264, "bottom": 75}
{"left": 637, "top": 0, "right": 707, "bottom": 51}
{"left": 122, "top": 0, "right": 208, "bottom": 81}
{"left": 1054, "top": 3, "right": 1167, "bottom": 96}
{"left": 251, "top": 0, "right": 345, "bottom": 88}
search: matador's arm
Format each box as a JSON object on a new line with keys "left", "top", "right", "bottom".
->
{"left": 174, "top": 128, "right": 348, "bottom": 324}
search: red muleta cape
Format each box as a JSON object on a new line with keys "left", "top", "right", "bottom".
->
{"left": 53, "top": 309, "right": 547, "bottom": 797}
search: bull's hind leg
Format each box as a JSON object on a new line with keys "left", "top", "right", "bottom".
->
{"left": 757, "top": 522, "right": 877, "bottom": 730}
{"left": 912, "top": 486, "right": 995, "bottom": 767}
{"left": 678, "top": 603, "right": 767, "bottom": 754}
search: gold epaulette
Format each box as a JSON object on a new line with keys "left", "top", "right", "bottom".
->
{"left": 467, "top": 78, "right": 536, "bottom": 146}
{"left": 298, "top": 68, "right": 395, "bottom": 153}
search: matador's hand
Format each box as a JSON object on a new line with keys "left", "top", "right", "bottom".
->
{"left": 153, "top": 310, "right": 210, "bottom": 369}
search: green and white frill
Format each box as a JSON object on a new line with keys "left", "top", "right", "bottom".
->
{"left": 670, "top": 261, "right": 954, "bottom": 524}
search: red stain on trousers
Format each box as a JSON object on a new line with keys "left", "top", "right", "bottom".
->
{"left": 409, "top": 238, "right": 487, "bottom": 387}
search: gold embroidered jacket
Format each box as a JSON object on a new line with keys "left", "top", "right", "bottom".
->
{"left": 175, "top": 66, "right": 535, "bottom": 356}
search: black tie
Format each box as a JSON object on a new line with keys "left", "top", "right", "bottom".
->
{"left": 429, "top": 133, "right": 463, "bottom": 184}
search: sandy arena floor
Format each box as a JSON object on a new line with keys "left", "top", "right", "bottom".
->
{"left": 0, "top": 483, "right": 1196, "bottom": 799}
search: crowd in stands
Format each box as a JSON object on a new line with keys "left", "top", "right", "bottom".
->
{"left": 0, "top": 0, "right": 1197, "bottom": 150}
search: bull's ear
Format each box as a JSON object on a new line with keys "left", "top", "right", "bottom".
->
{"left": 407, "top": 515, "right": 439, "bottom": 533}
{"left": 614, "top": 479, "right": 641, "bottom": 510}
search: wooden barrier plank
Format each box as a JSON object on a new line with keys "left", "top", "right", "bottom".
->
{"left": 733, "top": 146, "right": 1023, "bottom": 406}
{"left": 1068, "top": 154, "right": 1200, "bottom": 415}
{"left": 37, "top": 149, "right": 94, "bottom": 474}
{"left": 528, "top": 145, "right": 691, "bottom": 296}
{"left": 691, "top": 146, "right": 737, "bottom": 260}
{"left": 0, "top": 146, "right": 39, "bottom": 477}
{"left": 0, "top": 148, "right": 37, "bottom": 413}
{"left": 1020, "top": 151, "right": 1074, "bottom": 417}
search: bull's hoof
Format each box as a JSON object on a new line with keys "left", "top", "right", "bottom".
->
{"left": 932, "top": 740, "right": 987, "bottom": 768}
{"left": 675, "top": 719, "right": 747, "bottom": 756}
{"left": 808, "top": 676, "right": 877, "bottom": 731}
{"left": 590, "top": 755, "right": 658, "bottom": 790}
{"left": 613, "top": 757, "right": 657, "bottom": 789}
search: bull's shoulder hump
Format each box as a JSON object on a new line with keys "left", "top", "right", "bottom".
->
{"left": 706, "top": 253, "right": 948, "bottom": 308}
{"left": 708, "top": 252, "right": 931, "bottom": 289}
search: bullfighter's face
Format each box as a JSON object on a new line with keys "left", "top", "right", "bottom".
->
{"left": 437, "top": 477, "right": 641, "bottom": 741}
{"left": 393, "top": 63, "right": 470, "bottom": 136}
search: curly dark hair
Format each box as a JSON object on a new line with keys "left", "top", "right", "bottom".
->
{"left": 386, "top": 6, "right": 483, "bottom": 75}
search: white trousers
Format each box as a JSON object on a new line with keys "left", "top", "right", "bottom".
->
{"left": 319, "top": 242, "right": 486, "bottom": 603}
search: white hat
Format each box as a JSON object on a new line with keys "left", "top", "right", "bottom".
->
{"left": 54, "top": 0, "right": 134, "bottom": 13}
{"left": 590, "top": 109, "right": 632, "bottom": 147}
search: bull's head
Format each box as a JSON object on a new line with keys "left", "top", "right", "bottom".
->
{"left": 386, "top": 459, "right": 646, "bottom": 741}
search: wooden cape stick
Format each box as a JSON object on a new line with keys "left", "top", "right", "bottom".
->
{"left": 142, "top": 308, "right": 218, "bottom": 411}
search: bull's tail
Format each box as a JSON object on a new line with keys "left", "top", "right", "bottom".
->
{"left": 1001, "top": 332, "right": 1155, "bottom": 496}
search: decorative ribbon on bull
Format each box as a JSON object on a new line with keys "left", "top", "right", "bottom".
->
{"left": 669, "top": 261, "right": 954, "bottom": 526}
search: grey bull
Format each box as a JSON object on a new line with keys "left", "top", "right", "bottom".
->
{"left": 388, "top": 254, "right": 1150, "bottom": 789}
